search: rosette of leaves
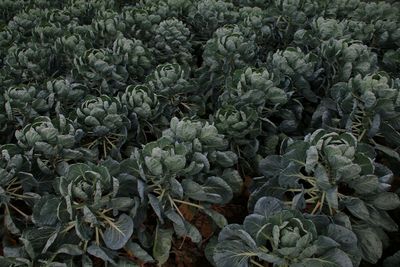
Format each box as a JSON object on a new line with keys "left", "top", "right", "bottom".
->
{"left": 325, "top": 0, "right": 360, "bottom": 19}
{"left": 294, "top": 17, "right": 347, "bottom": 49}
{"left": 351, "top": 1, "right": 398, "bottom": 24}
{"left": 15, "top": 115, "right": 85, "bottom": 174}
{"left": 237, "top": 6, "right": 273, "bottom": 51}
{"left": 372, "top": 20, "right": 400, "bottom": 49}
{"left": 0, "top": 144, "right": 35, "bottom": 236}
{"left": 141, "top": 0, "right": 193, "bottom": 20}
{"left": 54, "top": 34, "right": 87, "bottom": 68}
{"left": 121, "top": 6, "right": 163, "bottom": 41}
{"left": 112, "top": 37, "right": 154, "bottom": 81}
{"left": 65, "top": 20, "right": 96, "bottom": 43}
{"left": 72, "top": 48, "right": 128, "bottom": 95}
{"left": 201, "top": 25, "right": 257, "bottom": 86}
{"left": 261, "top": 0, "right": 309, "bottom": 45}
{"left": 344, "top": 20, "right": 375, "bottom": 44}
{"left": 30, "top": 162, "right": 137, "bottom": 264}
{"left": 325, "top": 74, "right": 400, "bottom": 153}
{"left": 122, "top": 117, "right": 242, "bottom": 264}
{"left": 382, "top": 48, "right": 400, "bottom": 73}
{"left": 319, "top": 39, "right": 377, "bottom": 84}
{"left": 31, "top": 22, "right": 64, "bottom": 45}
{"left": 213, "top": 196, "right": 355, "bottom": 267}
{"left": 6, "top": 8, "right": 47, "bottom": 40}
{"left": 3, "top": 84, "right": 55, "bottom": 127}
{"left": 4, "top": 42, "right": 55, "bottom": 83}
{"left": 75, "top": 95, "right": 131, "bottom": 159}
{"left": 91, "top": 10, "right": 126, "bottom": 47}
{"left": 146, "top": 63, "right": 193, "bottom": 96}
{"left": 0, "top": 29, "right": 14, "bottom": 62}
{"left": 267, "top": 47, "right": 322, "bottom": 103}
{"left": 0, "top": 0, "right": 26, "bottom": 23}
{"left": 214, "top": 105, "right": 261, "bottom": 158}
{"left": 46, "top": 78, "right": 87, "bottom": 112}
{"left": 66, "top": 0, "right": 115, "bottom": 24}
{"left": 187, "top": 0, "right": 239, "bottom": 39}
{"left": 146, "top": 63, "right": 199, "bottom": 119}
{"left": 121, "top": 83, "right": 161, "bottom": 119}
{"left": 45, "top": 7, "right": 72, "bottom": 25}
{"left": 150, "top": 18, "right": 192, "bottom": 64}
{"left": 220, "top": 67, "right": 288, "bottom": 110}
{"left": 253, "top": 129, "right": 400, "bottom": 263}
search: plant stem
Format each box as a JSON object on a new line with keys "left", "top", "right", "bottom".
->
{"left": 172, "top": 199, "right": 204, "bottom": 210}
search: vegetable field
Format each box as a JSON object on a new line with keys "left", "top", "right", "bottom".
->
{"left": 1, "top": 0, "right": 400, "bottom": 266}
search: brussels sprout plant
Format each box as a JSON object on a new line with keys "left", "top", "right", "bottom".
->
{"left": 1, "top": 0, "right": 400, "bottom": 266}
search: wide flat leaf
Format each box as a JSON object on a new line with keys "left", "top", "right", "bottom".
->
{"left": 259, "top": 155, "right": 282, "bottom": 177}
{"left": 343, "top": 197, "right": 370, "bottom": 221}
{"left": 148, "top": 194, "right": 164, "bottom": 223}
{"left": 66, "top": 163, "right": 91, "bottom": 180}
{"left": 353, "top": 226, "right": 382, "bottom": 264}
{"left": 182, "top": 176, "right": 233, "bottom": 204}
{"left": 124, "top": 242, "right": 154, "bottom": 263}
{"left": 32, "top": 195, "right": 60, "bottom": 226}
{"left": 371, "top": 192, "right": 400, "bottom": 210}
{"left": 213, "top": 240, "right": 257, "bottom": 267}
{"left": 55, "top": 244, "right": 84, "bottom": 256}
{"left": 4, "top": 210, "right": 20, "bottom": 235}
{"left": 164, "top": 155, "right": 186, "bottom": 172}
{"left": 153, "top": 226, "right": 173, "bottom": 265}
{"left": 103, "top": 214, "right": 134, "bottom": 250}
{"left": 351, "top": 175, "right": 379, "bottom": 194}
{"left": 203, "top": 208, "right": 228, "bottom": 228}
{"left": 87, "top": 244, "right": 117, "bottom": 265}
{"left": 174, "top": 220, "right": 202, "bottom": 244}
{"left": 305, "top": 146, "right": 319, "bottom": 172}
{"left": 374, "top": 144, "right": 400, "bottom": 161}
{"left": 253, "top": 196, "right": 283, "bottom": 218}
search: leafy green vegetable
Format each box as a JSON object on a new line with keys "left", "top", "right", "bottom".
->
{"left": 1, "top": 0, "right": 400, "bottom": 265}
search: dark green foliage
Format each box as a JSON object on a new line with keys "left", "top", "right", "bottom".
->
{"left": 1, "top": 0, "right": 400, "bottom": 266}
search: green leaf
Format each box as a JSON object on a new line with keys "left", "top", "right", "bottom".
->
{"left": 164, "top": 155, "right": 186, "bottom": 172}
{"left": 148, "top": 194, "right": 164, "bottom": 223}
{"left": 215, "top": 151, "right": 238, "bottom": 167}
{"left": 87, "top": 244, "right": 117, "bottom": 265}
{"left": 174, "top": 220, "right": 202, "bottom": 244}
{"left": 315, "top": 164, "right": 331, "bottom": 190}
{"left": 375, "top": 144, "right": 400, "bottom": 161}
{"left": 203, "top": 208, "right": 228, "bottom": 228}
{"left": 213, "top": 240, "right": 256, "bottom": 267}
{"left": 182, "top": 176, "right": 233, "bottom": 204}
{"left": 353, "top": 226, "right": 382, "bottom": 264}
{"left": 4, "top": 211, "right": 20, "bottom": 235}
{"left": 145, "top": 156, "right": 163, "bottom": 176}
{"left": 153, "top": 226, "right": 173, "bottom": 265}
{"left": 305, "top": 146, "right": 318, "bottom": 172}
{"left": 351, "top": 175, "right": 379, "bottom": 194}
{"left": 343, "top": 197, "right": 370, "bottom": 221}
{"left": 32, "top": 195, "right": 60, "bottom": 226}
{"left": 66, "top": 163, "right": 91, "bottom": 180}
{"left": 221, "top": 169, "right": 243, "bottom": 194}
{"left": 371, "top": 192, "right": 400, "bottom": 210}
{"left": 303, "top": 248, "right": 352, "bottom": 267}
{"left": 124, "top": 242, "right": 154, "bottom": 263}
{"left": 103, "top": 214, "right": 134, "bottom": 250}
{"left": 253, "top": 196, "right": 283, "bottom": 218}
{"left": 55, "top": 244, "right": 84, "bottom": 256}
